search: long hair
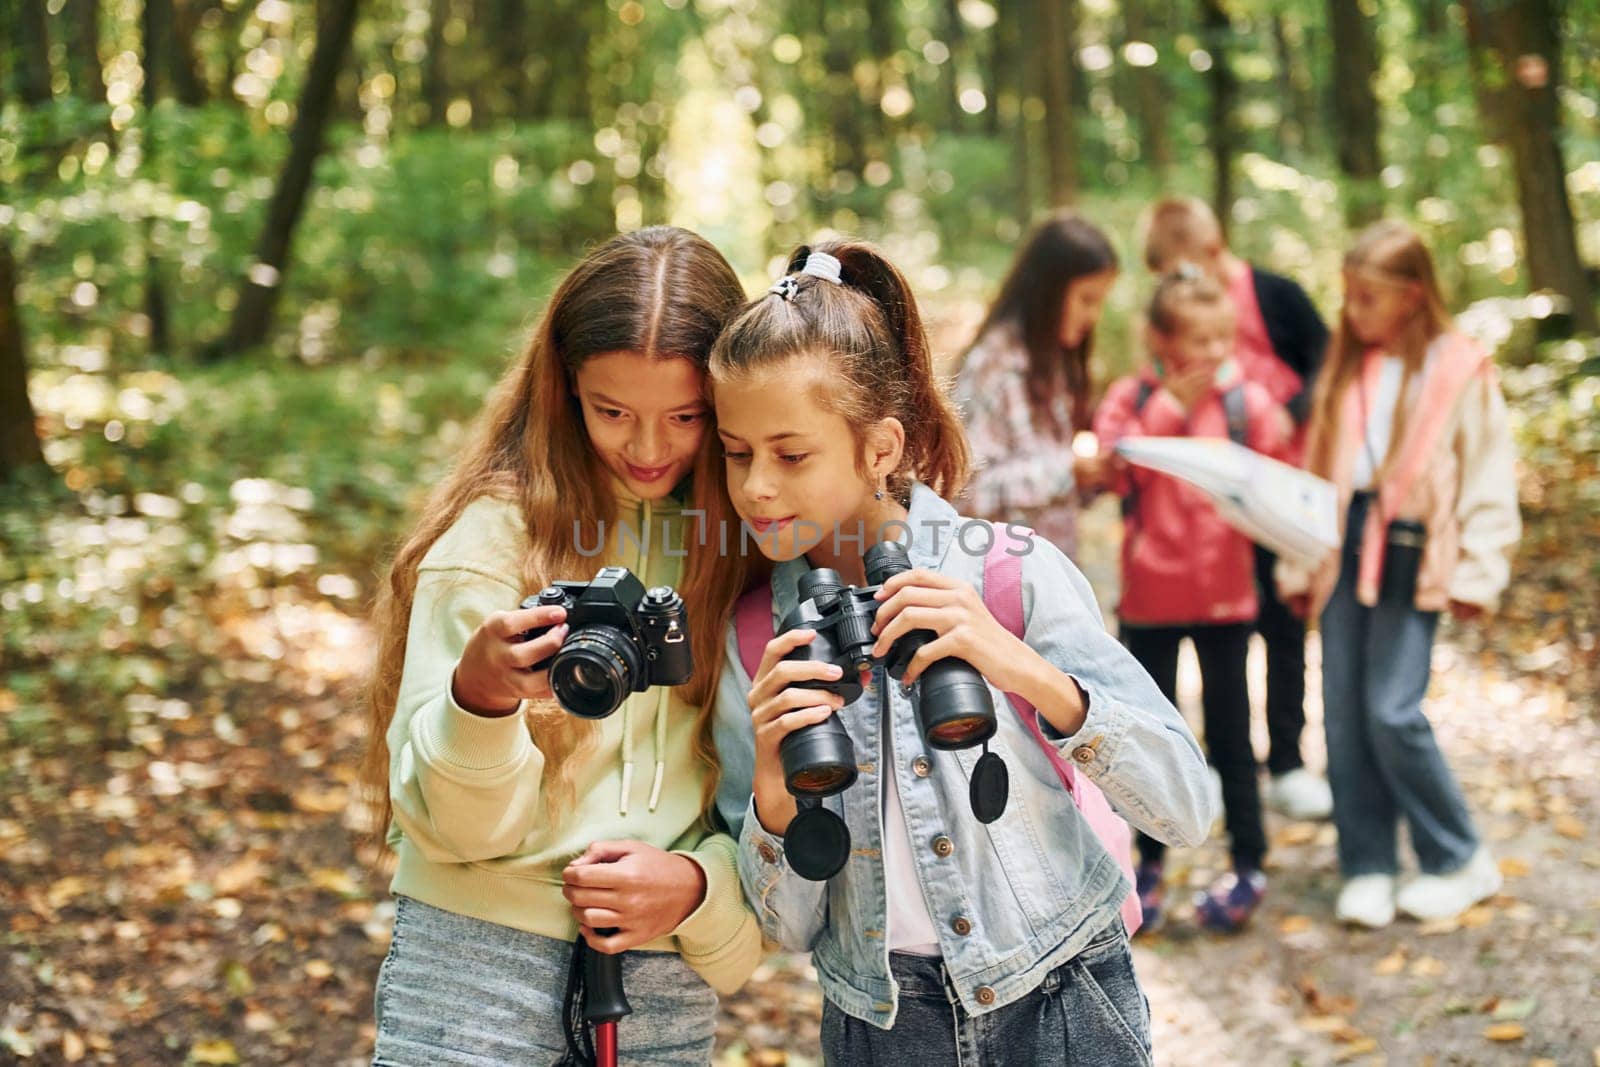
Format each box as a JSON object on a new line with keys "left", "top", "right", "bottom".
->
{"left": 1304, "top": 220, "right": 1454, "bottom": 479}
{"left": 962, "top": 213, "right": 1117, "bottom": 434}
{"left": 363, "top": 227, "right": 753, "bottom": 842}
{"left": 709, "top": 238, "right": 970, "bottom": 501}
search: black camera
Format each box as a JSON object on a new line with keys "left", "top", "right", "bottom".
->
{"left": 519, "top": 567, "right": 692, "bottom": 719}
{"left": 775, "top": 541, "right": 1007, "bottom": 881}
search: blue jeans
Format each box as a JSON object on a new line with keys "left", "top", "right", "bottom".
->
{"left": 372, "top": 896, "right": 717, "bottom": 1066}
{"left": 820, "top": 922, "right": 1152, "bottom": 1067}
{"left": 1319, "top": 498, "right": 1479, "bottom": 878}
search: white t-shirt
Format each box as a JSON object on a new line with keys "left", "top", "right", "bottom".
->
{"left": 881, "top": 714, "right": 942, "bottom": 955}
{"left": 1352, "top": 344, "right": 1439, "bottom": 491}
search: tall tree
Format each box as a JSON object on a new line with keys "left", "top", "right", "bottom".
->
{"left": 1123, "top": 0, "right": 1171, "bottom": 179}
{"left": 218, "top": 0, "right": 361, "bottom": 357}
{"left": 169, "top": 0, "right": 210, "bottom": 106}
{"left": 1462, "top": 0, "right": 1596, "bottom": 334}
{"left": 11, "top": 1, "right": 55, "bottom": 105}
{"left": 1038, "top": 0, "right": 1079, "bottom": 205}
{"left": 0, "top": 230, "right": 45, "bottom": 481}
{"left": 142, "top": 0, "right": 172, "bottom": 354}
{"left": 1328, "top": 0, "right": 1382, "bottom": 226}
{"left": 1199, "top": 0, "right": 1235, "bottom": 233}
{"left": 66, "top": 0, "right": 105, "bottom": 104}
{"left": 422, "top": 0, "right": 450, "bottom": 124}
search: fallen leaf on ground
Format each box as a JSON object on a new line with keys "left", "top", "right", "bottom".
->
{"left": 1483, "top": 1022, "right": 1525, "bottom": 1041}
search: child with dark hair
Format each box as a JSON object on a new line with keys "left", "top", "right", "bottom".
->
{"left": 955, "top": 213, "right": 1119, "bottom": 559}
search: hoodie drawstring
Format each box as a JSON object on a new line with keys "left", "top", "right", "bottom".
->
{"left": 620, "top": 496, "right": 672, "bottom": 815}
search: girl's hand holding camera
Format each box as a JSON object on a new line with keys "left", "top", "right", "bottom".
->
{"left": 747, "top": 630, "right": 849, "bottom": 835}
{"left": 562, "top": 840, "right": 707, "bottom": 954}
{"left": 450, "top": 604, "right": 569, "bottom": 716}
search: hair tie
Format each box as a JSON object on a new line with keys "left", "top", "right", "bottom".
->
{"left": 767, "top": 251, "right": 844, "bottom": 302}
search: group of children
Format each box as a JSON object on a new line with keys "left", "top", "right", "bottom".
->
{"left": 361, "top": 202, "right": 1520, "bottom": 1064}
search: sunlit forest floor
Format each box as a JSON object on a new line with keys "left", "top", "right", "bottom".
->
{"left": 1, "top": 297, "right": 1595, "bottom": 1065}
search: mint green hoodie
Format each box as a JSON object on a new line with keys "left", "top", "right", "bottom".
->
{"left": 385, "top": 484, "right": 761, "bottom": 994}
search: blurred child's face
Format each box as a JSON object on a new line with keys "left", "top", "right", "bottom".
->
{"left": 1152, "top": 302, "right": 1235, "bottom": 375}
{"left": 573, "top": 350, "right": 709, "bottom": 501}
{"left": 1342, "top": 267, "right": 1422, "bottom": 348}
{"left": 713, "top": 356, "right": 895, "bottom": 563}
{"left": 1059, "top": 269, "right": 1117, "bottom": 349}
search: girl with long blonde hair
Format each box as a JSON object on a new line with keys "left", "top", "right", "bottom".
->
{"left": 1283, "top": 220, "right": 1520, "bottom": 930}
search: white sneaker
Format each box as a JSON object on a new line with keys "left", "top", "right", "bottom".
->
{"left": 1396, "top": 848, "right": 1503, "bottom": 922}
{"left": 1265, "top": 768, "right": 1334, "bottom": 821}
{"left": 1335, "top": 874, "right": 1397, "bottom": 928}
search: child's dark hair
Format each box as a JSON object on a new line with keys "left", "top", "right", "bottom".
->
{"left": 1146, "top": 264, "right": 1231, "bottom": 335}
{"left": 962, "top": 213, "right": 1117, "bottom": 434}
{"left": 709, "top": 238, "right": 970, "bottom": 501}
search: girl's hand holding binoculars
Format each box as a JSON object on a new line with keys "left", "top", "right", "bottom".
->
{"left": 747, "top": 629, "right": 848, "bottom": 835}
{"left": 870, "top": 569, "right": 1028, "bottom": 692}
{"left": 451, "top": 604, "right": 569, "bottom": 716}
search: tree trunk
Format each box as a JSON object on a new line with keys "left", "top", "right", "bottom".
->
{"left": 943, "top": 0, "right": 967, "bottom": 128}
{"left": 1328, "top": 0, "right": 1382, "bottom": 226}
{"left": 422, "top": 0, "right": 450, "bottom": 124}
{"left": 996, "top": 0, "right": 1032, "bottom": 220}
{"left": 218, "top": 0, "right": 361, "bottom": 358}
{"left": 0, "top": 236, "right": 45, "bottom": 482}
{"left": 142, "top": 0, "right": 172, "bottom": 355}
{"left": 1038, "top": 0, "right": 1078, "bottom": 206}
{"left": 12, "top": 0, "right": 55, "bottom": 104}
{"left": 1200, "top": 0, "right": 1234, "bottom": 235}
{"left": 1462, "top": 0, "right": 1596, "bottom": 334}
{"left": 67, "top": 0, "right": 104, "bottom": 103}
{"left": 490, "top": 0, "right": 528, "bottom": 118}
{"left": 169, "top": 0, "right": 210, "bottom": 106}
{"left": 1123, "top": 0, "right": 1170, "bottom": 178}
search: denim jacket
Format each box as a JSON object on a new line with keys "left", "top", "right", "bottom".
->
{"left": 712, "top": 484, "right": 1215, "bottom": 1029}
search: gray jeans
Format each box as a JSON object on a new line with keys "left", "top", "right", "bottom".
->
{"left": 1319, "top": 500, "right": 1479, "bottom": 878}
{"left": 372, "top": 896, "right": 717, "bottom": 1066}
{"left": 820, "top": 921, "right": 1152, "bottom": 1067}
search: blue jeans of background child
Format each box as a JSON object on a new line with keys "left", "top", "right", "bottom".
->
{"left": 820, "top": 921, "right": 1152, "bottom": 1067}
{"left": 372, "top": 895, "right": 717, "bottom": 1066}
{"left": 1319, "top": 494, "right": 1480, "bottom": 878}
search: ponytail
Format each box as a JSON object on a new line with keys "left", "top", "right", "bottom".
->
{"left": 710, "top": 238, "right": 970, "bottom": 499}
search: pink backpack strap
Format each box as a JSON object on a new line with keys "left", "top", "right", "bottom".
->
{"left": 981, "top": 522, "right": 1143, "bottom": 935}
{"left": 734, "top": 584, "right": 774, "bottom": 682}
{"left": 981, "top": 524, "right": 1078, "bottom": 799}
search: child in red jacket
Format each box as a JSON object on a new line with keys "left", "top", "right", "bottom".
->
{"left": 1094, "top": 267, "right": 1292, "bottom": 933}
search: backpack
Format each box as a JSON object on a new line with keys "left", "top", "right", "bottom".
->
{"left": 731, "top": 521, "right": 1142, "bottom": 936}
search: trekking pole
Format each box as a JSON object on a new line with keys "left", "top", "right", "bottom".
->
{"left": 584, "top": 928, "right": 630, "bottom": 1067}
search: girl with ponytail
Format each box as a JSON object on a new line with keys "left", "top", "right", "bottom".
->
{"left": 706, "top": 239, "right": 1212, "bottom": 1064}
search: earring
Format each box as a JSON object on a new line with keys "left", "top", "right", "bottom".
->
{"left": 874, "top": 478, "right": 886, "bottom": 501}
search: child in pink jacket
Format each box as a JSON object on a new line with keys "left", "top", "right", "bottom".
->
{"left": 1095, "top": 267, "right": 1292, "bottom": 933}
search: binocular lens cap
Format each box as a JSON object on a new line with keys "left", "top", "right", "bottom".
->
{"left": 784, "top": 807, "right": 851, "bottom": 881}
{"left": 969, "top": 751, "right": 1009, "bottom": 824}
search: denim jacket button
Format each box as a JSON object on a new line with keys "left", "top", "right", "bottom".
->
{"left": 975, "top": 985, "right": 996, "bottom": 1005}
{"left": 1071, "top": 744, "right": 1095, "bottom": 764}
{"left": 912, "top": 756, "right": 932, "bottom": 777}
{"left": 757, "top": 842, "right": 778, "bottom": 865}
{"left": 952, "top": 916, "right": 972, "bottom": 936}
{"left": 931, "top": 835, "right": 954, "bottom": 857}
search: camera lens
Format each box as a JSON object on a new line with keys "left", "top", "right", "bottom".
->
{"left": 550, "top": 627, "right": 645, "bottom": 718}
